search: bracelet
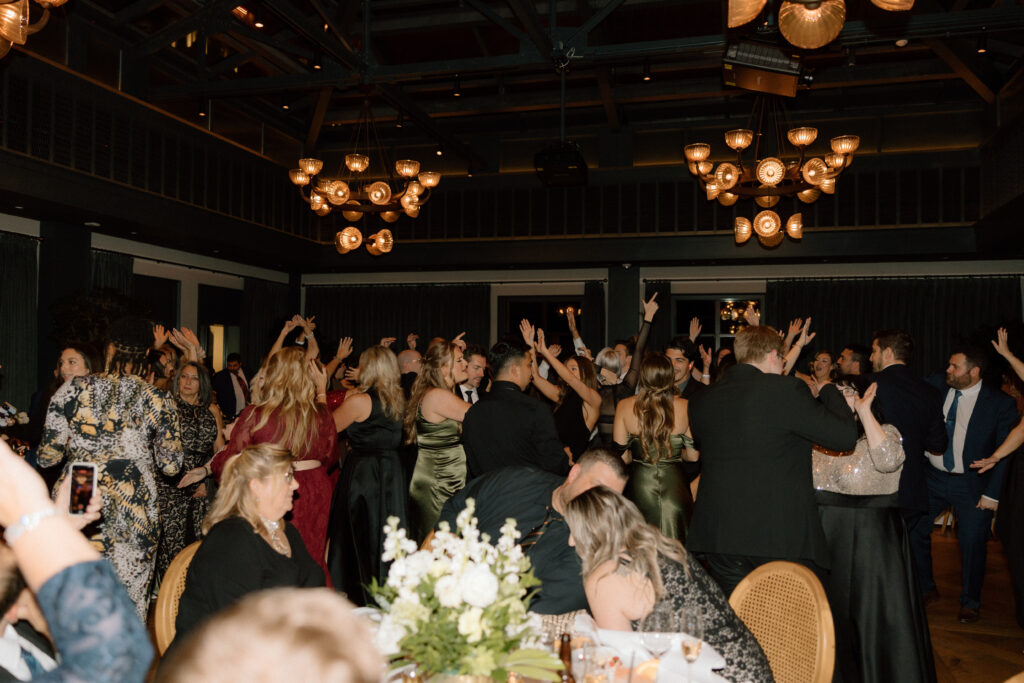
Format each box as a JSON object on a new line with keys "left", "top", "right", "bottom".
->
{"left": 701, "top": 373, "right": 710, "bottom": 378}
{"left": 4, "top": 507, "right": 59, "bottom": 545}
{"left": 204, "top": 465, "right": 212, "bottom": 478}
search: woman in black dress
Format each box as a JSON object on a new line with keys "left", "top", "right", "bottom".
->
{"left": 328, "top": 344, "right": 406, "bottom": 605}
{"left": 156, "top": 362, "right": 224, "bottom": 581}
{"left": 172, "top": 443, "right": 323, "bottom": 647}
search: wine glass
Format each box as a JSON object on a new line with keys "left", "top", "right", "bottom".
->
{"left": 680, "top": 609, "right": 704, "bottom": 683}
{"left": 640, "top": 604, "right": 678, "bottom": 676}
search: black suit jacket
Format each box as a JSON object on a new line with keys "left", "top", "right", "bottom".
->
{"left": 687, "top": 364, "right": 858, "bottom": 568}
{"left": 867, "top": 364, "right": 948, "bottom": 513}
{"left": 462, "top": 381, "right": 570, "bottom": 479}
{"left": 926, "top": 377, "right": 1017, "bottom": 501}
{"left": 212, "top": 369, "right": 242, "bottom": 420}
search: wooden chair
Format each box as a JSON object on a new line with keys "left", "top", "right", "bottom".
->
{"left": 728, "top": 561, "right": 835, "bottom": 683}
{"left": 153, "top": 541, "right": 201, "bottom": 655}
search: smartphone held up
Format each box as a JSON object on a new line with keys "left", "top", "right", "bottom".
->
{"left": 68, "top": 462, "right": 97, "bottom": 515}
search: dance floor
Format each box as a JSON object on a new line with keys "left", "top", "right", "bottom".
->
{"left": 930, "top": 527, "right": 1023, "bottom": 682}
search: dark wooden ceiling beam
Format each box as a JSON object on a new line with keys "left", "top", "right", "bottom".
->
{"left": 305, "top": 87, "right": 334, "bottom": 151}
{"left": 925, "top": 39, "right": 996, "bottom": 104}
{"left": 133, "top": 0, "right": 238, "bottom": 55}
{"left": 114, "top": 0, "right": 170, "bottom": 23}
{"left": 596, "top": 66, "right": 620, "bottom": 131}
{"left": 463, "top": 0, "right": 529, "bottom": 46}
{"left": 506, "top": 0, "right": 553, "bottom": 57}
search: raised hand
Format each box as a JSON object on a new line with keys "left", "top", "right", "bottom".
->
{"left": 452, "top": 331, "right": 467, "bottom": 351}
{"left": 406, "top": 333, "right": 419, "bottom": 350}
{"left": 308, "top": 358, "right": 328, "bottom": 394}
{"left": 689, "top": 316, "right": 702, "bottom": 341}
{"left": 566, "top": 308, "right": 578, "bottom": 335}
{"left": 642, "top": 292, "right": 659, "bottom": 322}
{"left": 181, "top": 327, "right": 202, "bottom": 350}
{"left": 282, "top": 317, "right": 300, "bottom": 335}
{"left": 336, "top": 336, "right": 354, "bottom": 361}
{"left": 797, "top": 317, "right": 816, "bottom": 347}
{"left": 303, "top": 315, "right": 317, "bottom": 333}
{"left": 153, "top": 324, "right": 170, "bottom": 350}
{"left": 535, "top": 328, "right": 550, "bottom": 357}
{"left": 519, "top": 319, "right": 536, "bottom": 348}
{"left": 787, "top": 318, "right": 803, "bottom": 339}
{"left": 744, "top": 307, "right": 760, "bottom": 327}
{"left": 699, "top": 344, "right": 712, "bottom": 370}
{"left": 579, "top": 346, "right": 593, "bottom": 361}
{"left": 854, "top": 382, "right": 878, "bottom": 414}
{"left": 55, "top": 475, "right": 102, "bottom": 531}
{"left": 379, "top": 337, "right": 397, "bottom": 348}
{"left": 548, "top": 343, "right": 563, "bottom": 359}
{"left": 345, "top": 366, "right": 361, "bottom": 382}
{"left": 992, "top": 327, "right": 1011, "bottom": 358}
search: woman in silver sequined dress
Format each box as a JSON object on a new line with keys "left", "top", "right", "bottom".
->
{"left": 812, "top": 376, "right": 936, "bottom": 683}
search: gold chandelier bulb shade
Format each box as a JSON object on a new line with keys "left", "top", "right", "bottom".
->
{"left": 801, "top": 158, "right": 828, "bottom": 185}
{"left": 871, "top": 0, "right": 913, "bottom": 9}
{"left": 0, "top": 0, "right": 29, "bottom": 45}
{"left": 728, "top": 0, "right": 767, "bottom": 28}
{"left": 753, "top": 210, "right": 781, "bottom": 237}
{"left": 778, "top": 0, "right": 845, "bottom": 50}
{"left": 326, "top": 180, "right": 351, "bottom": 205}
{"left": 345, "top": 153, "right": 370, "bottom": 173}
{"left": 759, "top": 230, "right": 785, "bottom": 247}
{"left": 735, "top": 216, "right": 752, "bottom": 244}
{"left": 367, "top": 181, "right": 393, "bottom": 206}
{"left": 797, "top": 188, "right": 821, "bottom": 204}
{"left": 418, "top": 171, "right": 441, "bottom": 188}
{"left": 298, "top": 157, "right": 323, "bottom": 176}
{"left": 400, "top": 193, "right": 420, "bottom": 211}
{"left": 342, "top": 200, "right": 364, "bottom": 221}
{"left": 824, "top": 153, "right": 846, "bottom": 169}
{"left": 697, "top": 160, "right": 713, "bottom": 176}
{"left": 786, "top": 213, "right": 804, "bottom": 238}
{"left": 406, "top": 180, "right": 424, "bottom": 196}
{"left": 366, "top": 243, "right": 382, "bottom": 256}
{"left": 756, "top": 157, "right": 785, "bottom": 186}
{"left": 684, "top": 143, "right": 711, "bottom": 162}
{"left": 724, "top": 129, "right": 754, "bottom": 151}
{"left": 705, "top": 180, "right": 721, "bottom": 201}
{"left": 381, "top": 211, "right": 400, "bottom": 223}
{"left": 755, "top": 188, "right": 780, "bottom": 208}
{"left": 315, "top": 177, "right": 331, "bottom": 193}
{"left": 339, "top": 226, "right": 363, "bottom": 251}
{"left": 315, "top": 204, "right": 332, "bottom": 216}
{"left": 820, "top": 177, "right": 836, "bottom": 194}
{"left": 334, "top": 231, "right": 352, "bottom": 254}
{"left": 715, "top": 163, "right": 739, "bottom": 190}
{"left": 404, "top": 205, "right": 420, "bottom": 218}
{"left": 309, "top": 193, "right": 325, "bottom": 210}
{"left": 830, "top": 135, "right": 860, "bottom": 155}
{"left": 372, "top": 228, "right": 394, "bottom": 253}
{"left": 718, "top": 192, "right": 739, "bottom": 207}
{"left": 395, "top": 159, "right": 420, "bottom": 178}
{"left": 288, "top": 169, "right": 310, "bottom": 187}
{"left": 787, "top": 126, "right": 818, "bottom": 148}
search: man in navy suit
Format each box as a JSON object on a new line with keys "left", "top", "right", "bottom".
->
{"left": 915, "top": 344, "right": 1017, "bottom": 623}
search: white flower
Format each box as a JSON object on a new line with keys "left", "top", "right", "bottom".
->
{"left": 375, "top": 615, "right": 406, "bottom": 655}
{"left": 434, "top": 574, "right": 463, "bottom": 608}
{"left": 457, "top": 607, "right": 484, "bottom": 643}
{"left": 461, "top": 563, "right": 500, "bottom": 608}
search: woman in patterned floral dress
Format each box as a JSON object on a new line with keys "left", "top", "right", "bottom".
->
{"left": 564, "top": 486, "right": 774, "bottom": 683}
{"left": 155, "top": 361, "right": 224, "bottom": 582}
{"left": 38, "top": 316, "right": 183, "bottom": 617}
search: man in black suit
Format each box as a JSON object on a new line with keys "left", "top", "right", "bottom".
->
{"left": 212, "top": 352, "right": 249, "bottom": 422}
{"left": 1, "top": 548, "right": 58, "bottom": 679}
{"left": 665, "top": 336, "right": 704, "bottom": 400}
{"left": 688, "top": 325, "right": 858, "bottom": 595}
{"left": 916, "top": 344, "right": 1017, "bottom": 623}
{"left": 457, "top": 344, "right": 487, "bottom": 405}
{"left": 866, "top": 330, "right": 948, "bottom": 598}
{"left": 462, "top": 339, "right": 569, "bottom": 479}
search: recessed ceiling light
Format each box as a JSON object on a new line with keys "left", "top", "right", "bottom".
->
{"left": 282, "top": 104, "right": 289, "bottom": 110}
{"left": 895, "top": 38, "right": 909, "bottom": 47}
{"left": 254, "top": 21, "right": 264, "bottom": 28}
{"left": 14, "top": 205, "right": 23, "bottom": 210}
{"left": 130, "top": 231, "right": 138, "bottom": 235}
{"left": 84, "top": 221, "right": 101, "bottom": 227}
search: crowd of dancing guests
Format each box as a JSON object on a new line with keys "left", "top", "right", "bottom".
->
{"left": 3, "top": 298, "right": 1024, "bottom": 683}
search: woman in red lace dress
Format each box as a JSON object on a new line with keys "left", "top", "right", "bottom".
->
{"left": 208, "top": 346, "right": 338, "bottom": 580}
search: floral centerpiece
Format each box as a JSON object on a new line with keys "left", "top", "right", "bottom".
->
{"left": 370, "top": 500, "right": 563, "bottom": 682}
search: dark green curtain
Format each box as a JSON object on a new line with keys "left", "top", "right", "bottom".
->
{"left": 765, "top": 276, "right": 1023, "bottom": 376}
{"left": 644, "top": 279, "right": 673, "bottom": 353}
{"left": 581, "top": 281, "right": 606, "bottom": 351}
{"left": 305, "top": 284, "right": 491, "bottom": 357}
{"left": 89, "top": 249, "right": 134, "bottom": 296}
{"left": 241, "top": 278, "right": 292, "bottom": 372}
{"left": 0, "top": 232, "right": 39, "bottom": 409}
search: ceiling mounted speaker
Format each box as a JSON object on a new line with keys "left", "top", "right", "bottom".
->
{"left": 728, "top": 0, "right": 767, "bottom": 28}
{"left": 778, "top": 0, "right": 846, "bottom": 50}
{"left": 871, "top": 0, "right": 913, "bottom": 9}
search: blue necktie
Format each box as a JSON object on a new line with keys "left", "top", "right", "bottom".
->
{"left": 21, "top": 646, "right": 45, "bottom": 676}
{"left": 943, "top": 390, "right": 962, "bottom": 472}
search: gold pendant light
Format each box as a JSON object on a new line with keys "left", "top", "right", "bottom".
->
{"left": 778, "top": 0, "right": 846, "bottom": 50}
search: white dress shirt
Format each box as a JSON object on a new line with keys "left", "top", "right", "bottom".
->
{"left": 458, "top": 384, "right": 479, "bottom": 404}
{"left": 0, "top": 623, "right": 57, "bottom": 680}
{"left": 928, "top": 381, "right": 982, "bottom": 474}
{"left": 230, "top": 370, "right": 248, "bottom": 412}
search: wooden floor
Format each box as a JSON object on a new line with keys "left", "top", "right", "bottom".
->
{"left": 930, "top": 526, "right": 1023, "bottom": 682}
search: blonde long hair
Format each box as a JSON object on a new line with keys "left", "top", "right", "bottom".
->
{"left": 404, "top": 340, "right": 457, "bottom": 444}
{"left": 356, "top": 345, "right": 404, "bottom": 421}
{"left": 563, "top": 486, "right": 687, "bottom": 600}
{"left": 633, "top": 354, "right": 675, "bottom": 463}
{"left": 246, "top": 346, "right": 320, "bottom": 459}
{"left": 203, "top": 443, "right": 292, "bottom": 534}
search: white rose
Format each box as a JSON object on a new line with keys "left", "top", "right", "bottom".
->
{"left": 461, "top": 563, "right": 500, "bottom": 608}
{"left": 435, "top": 575, "right": 463, "bottom": 608}
{"left": 457, "top": 607, "right": 484, "bottom": 643}
{"left": 375, "top": 615, "right": 406, "bottom": 655}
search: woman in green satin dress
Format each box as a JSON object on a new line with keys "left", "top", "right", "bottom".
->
{"left": 613, "top": 354, "right": 699, "bottom": 543}
{"left": 404, "top": 339, "right": 471, "bottom": 543}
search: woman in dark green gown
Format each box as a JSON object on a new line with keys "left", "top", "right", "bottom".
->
{"left": 613, "top": 354, "right": 699, "bottom": 543}
{"left": 404, "top": 340, "right": 471, "bottom": 543}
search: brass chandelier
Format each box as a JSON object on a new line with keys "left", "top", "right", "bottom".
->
{"left": 728, "top": 0, "right": 914, "bottom": 50}
{"left": 0, "top": 0, "right": 65, "bottom": 58}
{"left": 684, "top": 96, "right": 859, "bottom": 247}
{"left": 287, "top": 100, "right": 441, "bottom": 256}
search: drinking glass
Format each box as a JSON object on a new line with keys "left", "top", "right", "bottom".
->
{"left": 640, "top": 604, "right": 678, "bottom": 678}
{"left": 680, "top": 609, "right": 705, "bottom": 683}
